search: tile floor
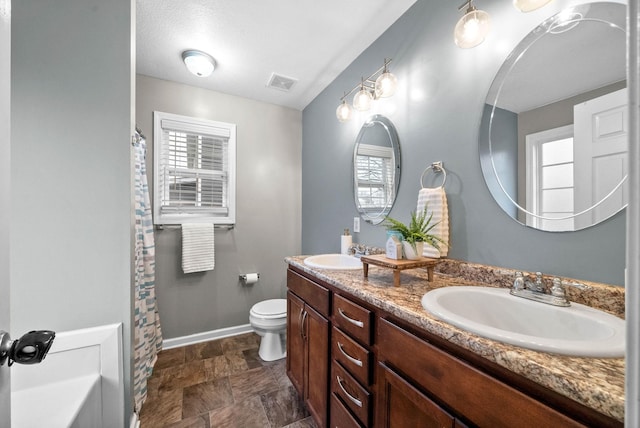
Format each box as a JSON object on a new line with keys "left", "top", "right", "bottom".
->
{"left": 140, "top": 333, "right": 318, "bottom": 428}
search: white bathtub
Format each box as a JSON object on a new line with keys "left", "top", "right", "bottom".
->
{"left": 11, "top": 324, "right": 123, "bottom": 428}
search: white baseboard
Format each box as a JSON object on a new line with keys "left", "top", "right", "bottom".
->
{"left": 162, "top": 324, "right": 254, "bottom": 350}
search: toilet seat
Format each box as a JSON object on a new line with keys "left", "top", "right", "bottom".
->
{"left": 250, "top": 299, "right": 286, "bottom": 319}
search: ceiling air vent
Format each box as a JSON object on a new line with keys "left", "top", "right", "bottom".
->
{"left": 267, "top": 73, "right": 297, "bottom": 92}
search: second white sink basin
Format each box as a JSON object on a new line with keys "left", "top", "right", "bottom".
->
{"left": 304, "top": 254, "right": 362, "bottom": 270}
{"left": 421, "top": 286, "right": 625, "bottom": 357}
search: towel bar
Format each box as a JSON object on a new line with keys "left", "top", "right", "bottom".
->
{"left": 155, "top": 224, "right": 234, "bottom": 230}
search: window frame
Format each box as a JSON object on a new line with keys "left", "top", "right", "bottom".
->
{"left": 354, "top": 143, "right": 395, "bottom": 213}
{"left": 525, "top": 124, "right": 574, "bottom": 230}
{"left": 153, "top": 111, "right": 236, "bottom": 225}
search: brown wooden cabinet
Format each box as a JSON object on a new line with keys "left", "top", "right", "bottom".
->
{"left": 330, "top": 293, "right": 374, "bottom": 427}
{"left": 287, "top": 292, "right": 305, "bottom": 394}
{"left": 376, "top": 317, "right": 586, "bottom": 428}
{"left": 286, "top": 271, "right": 330, "bottom": 427}
{"left": 377, "top": 362, "right": 457, "bottom": 428}
{"left": 287, "top": 265, "right": 621, "bottom": 428}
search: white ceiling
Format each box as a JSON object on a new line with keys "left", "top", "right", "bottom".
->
{"left": 136, "top": 0, "right": 417, "bottom": 111}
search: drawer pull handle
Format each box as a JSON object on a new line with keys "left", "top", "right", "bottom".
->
{"left": 336, "top": 375, "right": 362, "bottom": 408}
{"left": 298, "top": 308, "right": 305, "bottom": 339}
{"left": 337, "top": 342, "right": 363, "bottom": 367}
{"left": 301, "top": 310, "right": 308, "bottom": 340}
{"left": 338, "top": 308, "right": 364, "bottom": 328}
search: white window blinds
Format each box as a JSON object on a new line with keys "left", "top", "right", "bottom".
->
{"left": 355, "top": 144, "right": 394, "bottom": 211}
{"left": 153, "top": 111, "right": 236, "bottom": 225}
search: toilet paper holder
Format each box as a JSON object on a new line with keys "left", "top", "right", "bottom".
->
{"left": 239, "top": 273, "right": 260, "bottom": 283}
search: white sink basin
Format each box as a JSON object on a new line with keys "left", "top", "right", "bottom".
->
{"left": 421, "top": 286, "right": 625, "bottom": 357}
{"left": 304, "top": 254, "right": 362, "bottom": 270}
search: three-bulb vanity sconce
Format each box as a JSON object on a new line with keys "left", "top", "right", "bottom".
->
{"left": 454, "top": 0, "right": 553, "bottom": 48}
{"left": 336, "top": 58, "right": 398, "bottom": 122}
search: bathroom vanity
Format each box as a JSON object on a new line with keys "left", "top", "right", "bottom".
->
{"left": 285, "top": 256, "right": 624, "bottom": 428}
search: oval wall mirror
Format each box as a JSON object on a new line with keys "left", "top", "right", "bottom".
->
{"left": 353, "top": 115, "right": 401, "bottom": 225}
{"left": 479, "top": 2, "right": 627, "bottom": 232}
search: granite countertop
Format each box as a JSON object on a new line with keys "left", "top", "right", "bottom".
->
{"left": 285, "top": 255, "right": 625, "bottom": 422}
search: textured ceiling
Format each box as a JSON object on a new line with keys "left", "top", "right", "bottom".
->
{"left": 136, "top": 0, "right": 417, "bottom": 111}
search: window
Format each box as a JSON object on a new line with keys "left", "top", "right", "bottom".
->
{"left": 355, "top": 144, "right": 395, "bottom": 212}
{"left": 153, "top": 111, "right": 236, "bottom": 225}
{"left": 525, "top": 125, "right": 574, "bottom": 231}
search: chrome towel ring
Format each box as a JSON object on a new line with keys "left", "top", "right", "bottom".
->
{"left": 420, "top": 161, "right": 447, "bottom": 188}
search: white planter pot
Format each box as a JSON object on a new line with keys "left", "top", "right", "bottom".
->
{"left": 402, "top": 241, "right": 424, "bottom": 260}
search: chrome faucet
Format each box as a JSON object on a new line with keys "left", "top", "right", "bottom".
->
{"left": 526, "top": 272, "right": 545, "bottom": 293}
{"left": 510, "top": 271, "right": 588, "bottom": 307}
{"left": 348, "top": 244, "right": 370, "bottom": 258}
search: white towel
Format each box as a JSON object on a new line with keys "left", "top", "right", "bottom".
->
{"left": 182, "top": 224, "right": 215, "bottom": 274}
{"left": 417, "top": 187, "right": 449, "bottom": 258}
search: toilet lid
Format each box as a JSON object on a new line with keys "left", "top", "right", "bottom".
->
{"left": 251, "top": 299, "right": 287, "bottom": 318}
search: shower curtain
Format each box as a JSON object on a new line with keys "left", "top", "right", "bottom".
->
{"left": 133, "top": 129, "right": 163, "bottom": 413}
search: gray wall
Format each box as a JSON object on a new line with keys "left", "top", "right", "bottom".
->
{"left": 136, "top": 75, "right": 302, "bottom": 340}
{"left": 479, "top": 104, "right": 518, "bottom": 219}
{"left": 302, "top": 0, "right": 626, "bottom": 285}
{"left": 0, "top": 4, "right": 10, "bottom": 425}
{"left": 11, "top": 0, "right": 134, "bottom": 424}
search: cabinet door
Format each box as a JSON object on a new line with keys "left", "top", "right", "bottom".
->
{"left": 305, "top": 304, "right": 330, "bottom": 428}
{"left": 331, "top": 393, "right": 363, "bottom": 428}
{"left": 287, "top": 291, "right": 305, "bottom": 395}
{"left": 377, "top": 362, "right": 455, "bottom": 428}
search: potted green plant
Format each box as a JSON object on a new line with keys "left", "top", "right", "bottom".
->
{"left": 382, "top": 206, "right": 446, "bottom": 260}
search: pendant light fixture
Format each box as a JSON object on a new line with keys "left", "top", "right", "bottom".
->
{"left": 375, "top": 59, "right": 398, "bottom": 98}
{"left": 513, "top": 0, "right": 553, "bottom": 13}
{"left": 335, "top": 59, "right": 398, "bottom": 122}
{"left": 182, "top": 50, "right": 216, "bottom": 77}
{"left": 336, "top": 100, "right": 353, "bottom": 122}
{"left": 454, "top": 0, "right": 491, "bottom": 49}
{"left": 353, "top": 79, "right": 374, "bottom": 111}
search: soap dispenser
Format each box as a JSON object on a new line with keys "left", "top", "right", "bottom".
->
{"left": 341, "top": 229, "right": 352, "bottom": 255}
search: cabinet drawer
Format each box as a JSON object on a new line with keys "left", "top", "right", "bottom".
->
{"left": 333, "top": 294, "right": 372, "bottom": 346}
{"left": 330, "top": 393, "right": 363, "bottom": 428}
{"left": 377, "top": 318, "right": 585, "bottom": 428}
{"left": 332, "top": 327, "right": 371, "bottom": 386}
{"left": 332, "top": 361, "right": 371, "bottom": 427}
{"left": 287, "top": 269, "right": 330, "bottom": 318}
{"left": 377, "top": 362, "right": 455, "bottom": 428}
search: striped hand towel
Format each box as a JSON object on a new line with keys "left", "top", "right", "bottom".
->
{"left": 417, "top": 187, "right": 449, "bottom": 258}
{"left": 182, "top": 224, "right": 215, "bottom": 274}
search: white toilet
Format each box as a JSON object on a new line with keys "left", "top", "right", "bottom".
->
{"left": 249, "top": 298, "right": 287, "bottom": 361}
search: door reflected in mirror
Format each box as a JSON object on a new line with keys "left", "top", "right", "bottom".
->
{"left": 353, "top": 115, "right": 401, "bottom": 225}
{"left": 479, "top": 2, "right": 627, "bottom": 232}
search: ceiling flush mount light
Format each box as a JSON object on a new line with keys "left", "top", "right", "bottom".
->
{"left": 182, "top": 50, "right": 216, "bottom": 77}
{"left": 513, "top": 0, "right": 553, "bottom": 13}
{"left": 335, "top": 58, "right": 398, "bottom": 122}
{"left": 454, "top": 0, "right": 491, "bottom": 49}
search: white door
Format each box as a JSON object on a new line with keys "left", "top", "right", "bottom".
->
{"left": 0, "top": 1, "right": 11, "bottom": 427}
{"left": 573, "top": 88, "right": 628, "bottom": 230}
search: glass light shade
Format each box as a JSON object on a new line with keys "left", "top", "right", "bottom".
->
{"left": 182, "top": 50, "right": 215, "bottom": 77}
{"left": 353, "top": 88, "right": 373, "bottom": 111}
{"left": 336, "top": 101, "right": 353, "bottom": 122}
{"left": 454, "top": 9, "right": 491, "bottom": 48}
{"left": 375, "top": 72, "right": 398, "bottom": 98}
{"left": 513, "top": 0, "right": 553, "bottom": 12}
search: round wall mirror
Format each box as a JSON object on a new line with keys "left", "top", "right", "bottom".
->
{"left": 479, "top": 2, "right": 627, "bottom": 232}
{"left": 353, "top": 115, "right": 401, "bottom": 225}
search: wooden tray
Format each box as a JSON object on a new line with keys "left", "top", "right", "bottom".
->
{"left": 359, "top": 254, "right": 440, "bottom": 287}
